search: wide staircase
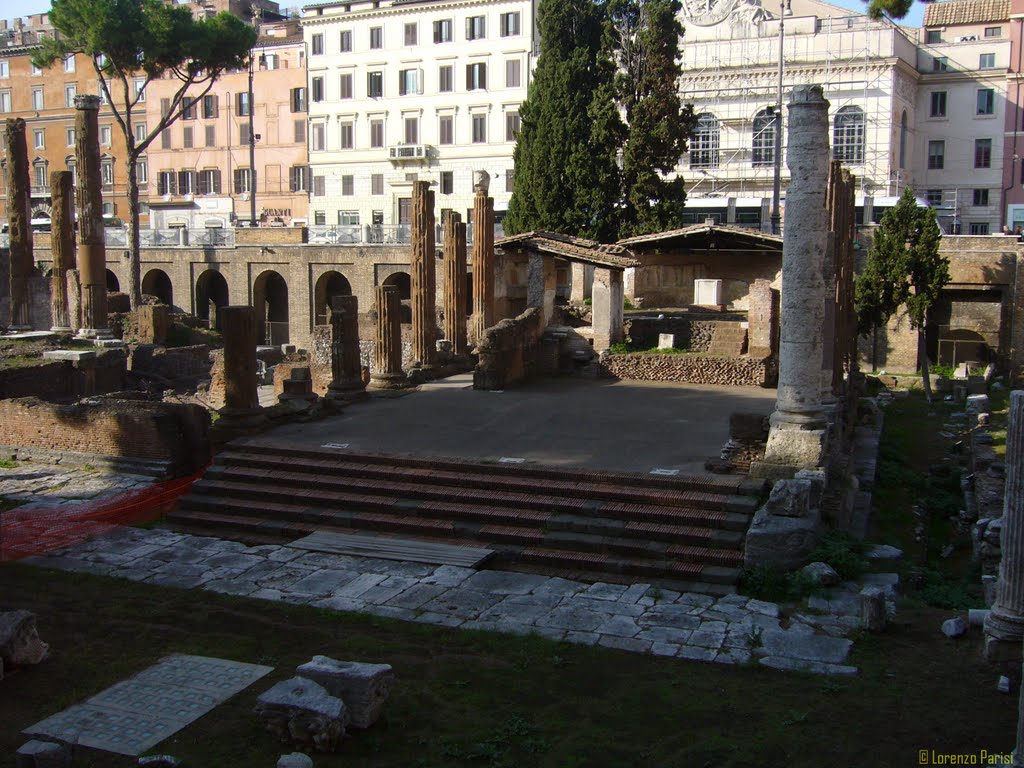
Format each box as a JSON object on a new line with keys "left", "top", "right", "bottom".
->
{"left": 168, "top": 440, "right": 766, "bottom": 593}
{"left": 707, "top": 321, "right": 749, "bottom": 357}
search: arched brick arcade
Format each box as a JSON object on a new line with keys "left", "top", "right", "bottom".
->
{"left": 142, "top": 269, "right": 174, "bottom": 307}
{"left": 313, "top": 271, "right": 353, "bottom": 326}
{"left": 253, "top": 269, "right": 290, "bottom": 345}
{"left": 195, "top": 269, "right": 230, "bottom": 330}
{"left": 105, "top": 269, "right": 120, "bottom": 293}
{"left": 382, "top": 271, "right": 412, "bottom": 324}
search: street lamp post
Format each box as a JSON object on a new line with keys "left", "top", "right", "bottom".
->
{"left": 770, "top": 0, "right": 787, "bottom": 235}
{"left": 247, "top": 50, "right": 258, "bottom": 227}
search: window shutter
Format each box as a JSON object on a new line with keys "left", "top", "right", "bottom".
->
{"left": 197, "top": 171, "right": 208, "bottom": 195}
{"left": 480, "top": 64, "right": 486, "bottom": 90}
{"left": 161, "top": 98, "right": 170, "bottom": 118}
{"left": 466, "top": 64, "right": 472, "bottom": 90}
{"left": 418, "top": 69, "right": 424, "bottom": 95}
{"left": 289, "top": 166, "right": 297, "bottom": 192}
{"left": 213, "top": 170, "right": 221, "bottom": 194}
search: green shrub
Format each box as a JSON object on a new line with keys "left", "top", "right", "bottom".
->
{"left": 808, "top": 531, "right": 867, "bottom": 581}
{"left": 918, "top": 568, "right": 981, "bottom": 610}
{"left": 739, "top": 565, "right": 821, "bottom": 603}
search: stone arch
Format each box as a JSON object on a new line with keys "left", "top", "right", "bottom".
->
{"left": 314, "top": 270, "right": 353, "bottom": 326}
{"left": 253, "top": 269, "right": 289, "bottom": 345}
{"left": 383, "top": 271, "right": 412, "bottom": 324}
{"left": 106, "top": 269, "right": 120, "bottom": 292}
{"left": 142, "top": 268, "right": 173, "bottom": 306}
{"left": 195, "top": 269, "right": 229, "bottom": 330}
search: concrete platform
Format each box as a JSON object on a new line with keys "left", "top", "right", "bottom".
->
{"left": 269, "top": 375, "right": 776, "bottom": 474}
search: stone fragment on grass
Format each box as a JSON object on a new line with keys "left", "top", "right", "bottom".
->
{"left": 801, "top": 561, "right": 840, "bottom": 586}
{"left": 998, "top": 675, "right": 1012, "bottom": 694}
{"left": 278, "top": 753, "right": 314, "bottom": 768}
{"left": 941, "top": 617, "right": 967, "bottom": 638}
{"left": 865, "top": 544, "right": 903, "bottom": 560}
{"left": 0, "top": 611, "right": 49, "bottom": 667}
{"left": 255, "top": 677, "right": 348, "bottom": 752}
{"left": 137, "top": 756, "right": 182, "bottom": 767}
{"left": 14, "top": 740, "right": 70, "bottom": 768}
{"left": 295, "top": 656, "right": 395, "bottom": 729}
{"left": 859, "top": 587, "right": 886, "bottom": 632}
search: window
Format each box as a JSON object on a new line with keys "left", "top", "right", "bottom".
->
{"left": 340, "top": 30, "right": 352, "bottom": 52}
{"left": 33, "top": 129, "right": 45, "bottom": 149}
{"left": 973, "top": 188, "right": 990, "bottom": 206}
{"left": 467, "top": 62, "right": 486, "bottom": 90}
{"left": 405, "top": 23, "right": 417, "bottom": 45}
{"left": 368, "top": 70, "right": 383, "bottom": 98}
{"left": 899, "top": 110, "right": 907, "bottom": 169}
{"left": 134, "top": 122, "right": 146, "bottom": 143}
{"left": 970, "top": 222, "right": 990, "bottom": 235}
{"left": 751, "top": 107, "right": 776, "bottom": 167}
{"left": 506, "top": 170, "right": 514, "bottom": 193}
{"left": 0, "top": 62, "right": 8, "bottom": 78}
{"left": 295, "top": 119, "right": 305, "bottom": 143}
{"left": 30, "top": 63, "right": 42, "bottom": 76}
{"left": 239, "top": 123, "right": 251, "bottom": 145}
{"left": 985, "top": 26, "right": 1002, "bottom": 37}
{"left": 237, "top": 91, "right": 251, "bottom": 115}
{"left": 439, "top": 65, "right": 453, "bottom": 93}
{"left": 338, "top": 211, "right": 359, "bottom": 226}
{"left": 179, "top": 170, "right": 196, "bottom": 196}
{"left": 101, "top": 158, "right": 114, "bottom": 187}
{"left": 261, "top": 53, "right": 279, "bottom": 70}
{"left": 161, "top": 98, "right": 171, "bottom": 118}
{"left": 404, "top": 116, "right": 418, "bottom": 144}
{"left": 314, "top": 211, "right": 326, "bottom": 226}
{"left": 467, "top": 15, "right": 485, "bottom": 40}
{"left": 158, "top": 170, "right": 177, "bottom": 195}
{"left": 930, "top": 91, "right": 946, "bottom": 118}
{"left": 311, "top": 77, "right": 323, "bottom": 103}
{"left": 370, "top": 119, "right": 384, "bottom": 147}
{"left": 832, "top": 105, "right": 865, "bottom": 164}
{"left": 0, "top": 91, "right": 9, "bottom": 113}
{"left": 472, "top": 113, "right": 487, "bottom": 143}
{"left": 66, "top": 158, "right": 77, "bottom": 185}
{"left": 340, "top": 121, "right": 354, "bottom": 149}
{"left": 505, "top": 59, "right": 521, "bottom": 88}
{"left": 66, "top": 127, "right": 76, "bottom": 146}
{"left": 312, "top": 33, "right": 324, "bottom": 55}
{"left": 312, "top": 122, "right": 325, "bottom": 151}
{"left": 198, "top": 168, "right": 221, "bottom": 194}
{"left": 371, "top": 173, "right": 384, "bottom": 195}
{"left": 370, "top": 26, "right": 383, "bottom": 49}
{"left": 184, "top": 125, "right": 194, "bottom": 148}
{"left": 690, "top": 113, "right": 720, "bottom": 169}
{"left": 161, "top": 129, "right": 171, "bottom": 149}
{"left": 977, "top": 88, "right": 995, "bottom": 115}
{"left": 505, "top": 111, "right": 520, "bottom": 141}
{"left": 289, "top": 165, "right": 309, "bottom": 192}
{"left": 291, "top": 87, "right": 306, "bottom": 113}
{"left": 64, "top": 84, "right": 76, "bottom": 108}
{"left": 182, "top": 96, "right": 196, "bottom": 120}
{"left": 205, "top": 125, "right": 216, "bottom": 147}
{"left": 440, "top": 170, "right": 453, "bottom": 194}
{"left": 926, "top": 189, "right": 943, "bottom": 207}
{"left": 399, "top": 68, "right": 420, "bottom": 95}
{"left": 133, "top": 78, "right": 146, "bottom": 102}
{"left": 928, "top": 140, "right": 945, "bottom": 169}
{"left": 101, "top": 125, "right": 112, "bottom": 146}
{"left": 203, "top": 95, "right": 218, "bottom": 119}
{"left": 234, "top": 168, "right": 251, "bottom": 194}
{"left": 310, "top": 176, "right": 323, "bottom": 197}
{"left": 340, "top": 73, "right": 353, "bottom": 99}
{"left": 136, "top": 160, "right": 148, "bottom": 185}
{"left": 926, "top": 29, "right": 941, "bottom": 44}
{"left": 975, "top": 138, "right": 992, "bottom": 167}
{"left": 342, "top": 175, "right": 354, "bottom": 195}
{"left": 64, "top": 56, "right": 75, "bottom": 72}
{"left": 500, "top": 12, "right": 520, "bottom": 36}
{"left": 439, "top": 115, "right": 453, "bottom": 145}
{"left": 434, "top": 18, "right": 453, "bottom": 43}
{"left": 933, "top": 56, "right": 949, "bottom": 72}
{"left": 33, "top": 161, "right": 48, "bottom": 189}
{"left": 980, "top": 53, "right": 996, "bottom": 69}
{"left": 32, "top": 88, "right": 43, "bottom": 110}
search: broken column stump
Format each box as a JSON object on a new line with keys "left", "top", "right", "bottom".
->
{"left": 369, "top": 284, "right": 409, "bottom": 389}
{"left": 255, "top": 676, "right": 348, "bottom": 753}
{"left": 296, "top": 656, "right": 395, "bottom": 729}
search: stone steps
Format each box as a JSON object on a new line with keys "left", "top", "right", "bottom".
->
{"left": 707, "top": 323, "right": 748, "bottom": 357}
{"left": 169, "top": 442, "right": 762, "bottom": 587}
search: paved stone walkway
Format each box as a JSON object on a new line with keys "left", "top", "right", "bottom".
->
{"left": 0, "top": 464, "right": 153, "bottom": 508}
{"left": 22, "top": 526, "right": 892, "bottom": 676}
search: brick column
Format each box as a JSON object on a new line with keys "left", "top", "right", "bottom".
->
{"left": 985, "top": 390, "right": 1024, "bottom": 660}
{"left": 410, "top": 180, "right": 436, "bottom": 368}
{"left": 326, "top": 294, "right": 365, "bottom": 400}
{"left": 570, "top": 262, "right": 593, "bottom": 303}
{"left": 592, "top": 267, "right": 624, "bottom": 352}
{"left": 443, "top": 210, "right": 469, "bottom": 356}
{"left": 220, "top": 305, "right": 259, "bottom": 411}
{"left": 74, "top": 95, "right": 110, "bottom": 339}
{"left": 747, "top": 278, "right": 777, "bottom": 358}
{"left": 755, "top": 85, "right": 831, "bottom": 476}
{"left": 50, "top": 170, "right": 76, "bottom": 331}
{"left": 471, "top": 171, "right": 495, "bottom": 345}
{"left": 369, "top": 284, "right": 408, "bottom": 389}
{"left": 4, "top": 118, "right": 33, "bottom": 330}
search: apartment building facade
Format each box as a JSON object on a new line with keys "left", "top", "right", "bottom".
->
{"left": 300, "top": 0, "right": 534, "bottom": 233}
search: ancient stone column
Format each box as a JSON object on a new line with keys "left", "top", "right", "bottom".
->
{"left": 50, "top": 170, "right": 76, "bottom": 331}
{"left": 755, "top": 85, "right": 831, "bottom": 475}
{"left": 66, "top": 269, "right": 82, "bottom": 332}
{"left": 443, "top": 210, "right": 468, "bottom": 356}
{"left": 410, "top": 180, "right": 436, "bottom": 368}
{"left": 220, "top": 305, "right": 260, "bottom": 411}
{"left": 985, "top": 390, "right": 1024, "bottom": 660}
{"left": 74, "top": 95, "right": 110, "bottom": 338}
{"left": 4, "top": 118, "right": 33, "bottom": 330}
{"left": 592, "top": 267, "right": 624, "bottom": 352}
{"left": 471, "top": 171, "right": 495, "bottom": 345}
{"left": 369, "top": 284, "right": 407, "bottom": 388}
{"left": 326, "top": 294, "right": 365, "bottom": 399}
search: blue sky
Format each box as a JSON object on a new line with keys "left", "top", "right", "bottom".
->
{"left": 4, "top": 0, "right": 928, "bottom": 27}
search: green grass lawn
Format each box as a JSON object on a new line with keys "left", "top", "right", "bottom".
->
{"left": 0, "top": 563, "right": 1016, "bottom": 768}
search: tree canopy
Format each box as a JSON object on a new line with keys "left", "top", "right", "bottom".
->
{"left": 34, "top": 0, "right": 256, "bottom": 307}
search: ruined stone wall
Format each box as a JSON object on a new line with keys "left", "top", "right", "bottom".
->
{"left": 128, "top": 344, "right": 213, "bottom": 381}
{"left": 627, "top": 250, "right": 780, "bottom": 309}
{"left": 0, "top": 396, "right": 210, "bottom": 474}
{"left": 0, "top": 247, "right": 9, "bottom": 326}
{"left": 599, "top": 352, "right": 776, "bottom": 387}
{"left": 626, "top": 314, "right": 746, "bottom": 351}
{"left": 0, "top": 350, "right": 126, "bottom": 401}
{"left": 473, "top": 307, "right": 545, "bottom": 390}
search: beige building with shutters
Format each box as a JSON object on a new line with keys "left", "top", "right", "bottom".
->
{"left": 143, "top": 17, "right": 310, "bottom": 230}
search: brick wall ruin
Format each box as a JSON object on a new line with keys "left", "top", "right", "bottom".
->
{"left": 599, "top": 352, "right": 776, "bottom": 387}
{"left": 625, "top": 314, "right": 745, "bottom": 351}
{"left": 0, "top": 350, "right": 126, "bottom": 401}
{"left": 128, "top": 344, "right": 212, "bottom": 381}
{"left": 473, "top": 307, "right": 546, "bottom": 390}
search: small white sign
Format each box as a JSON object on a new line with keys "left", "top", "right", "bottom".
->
{"left": 321, "top": 442, "right": 350, "bottom": 449}
{"left": 650, "top": 468, "right": 680, "bottom": 476}
{"left": 499, "top": 457, "right": 525, "bottom": 464}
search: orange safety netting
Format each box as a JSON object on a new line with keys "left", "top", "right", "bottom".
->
{"left": 0, "top": 467, "right": 205, "bottom": 562}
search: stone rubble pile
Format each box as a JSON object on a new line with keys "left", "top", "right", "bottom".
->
{"left": 254, "top": 676, "right": 348, "bottom": 753}
{"left": 0, "top": 610, "right": 49, "bottom": 678}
